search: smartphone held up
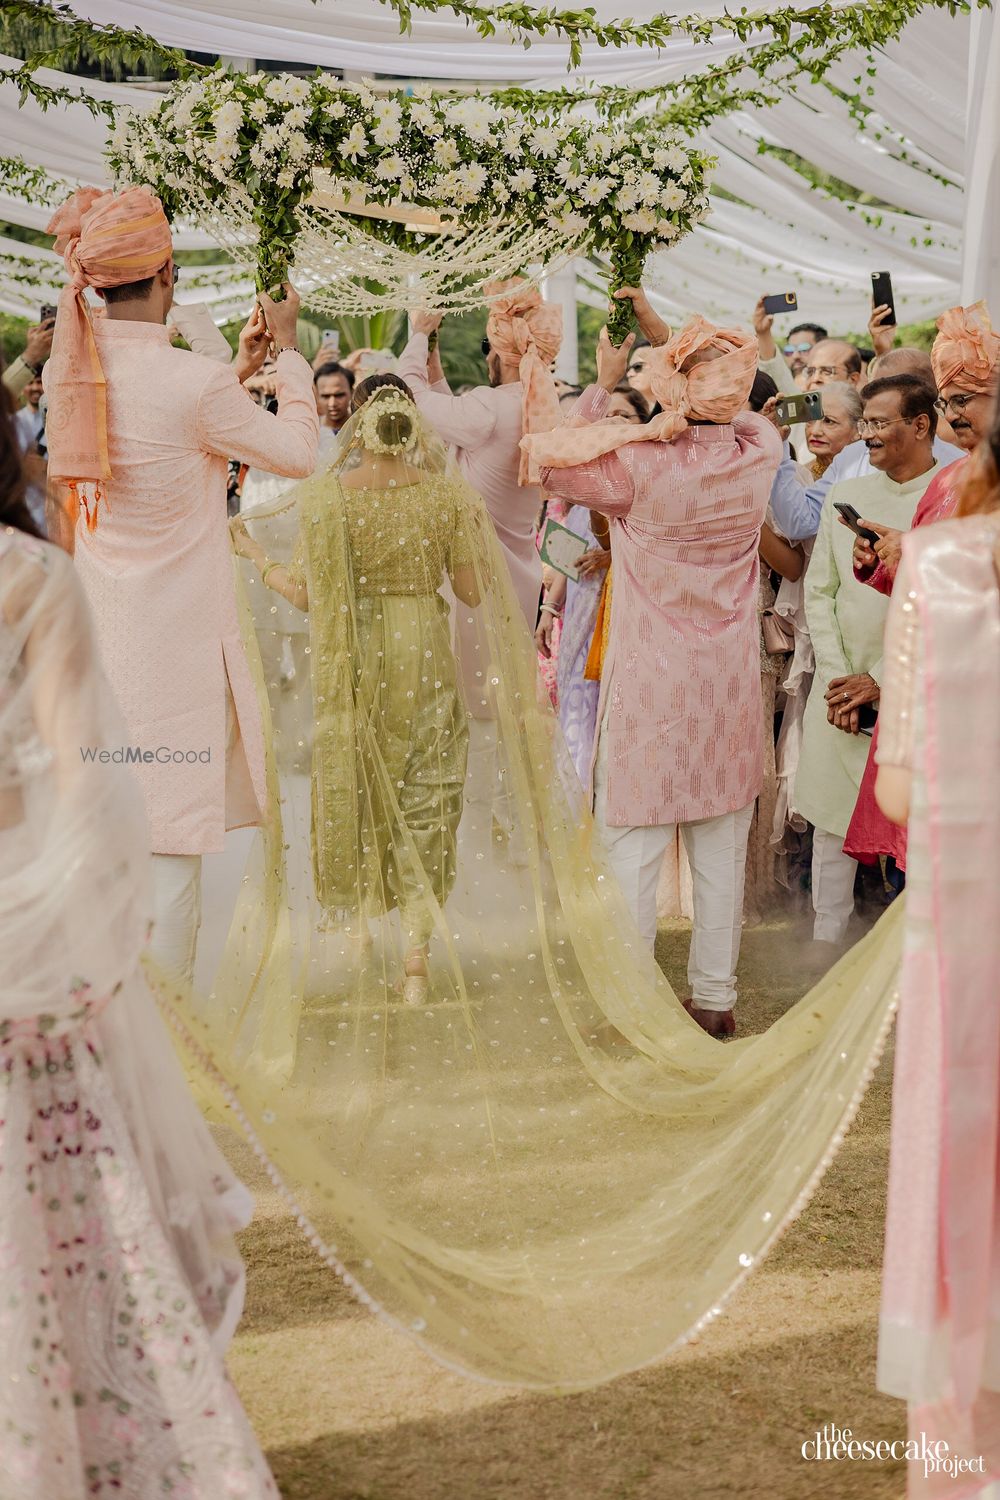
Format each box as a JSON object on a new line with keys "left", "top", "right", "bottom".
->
{"left": 762, "top": 291, "right": 799, "bottom": 317}
{"left": 775, "top": 390, "right": 824, "bottom": 427}
{"left": 871, "top": 272, "right": 896, "bottom": 326}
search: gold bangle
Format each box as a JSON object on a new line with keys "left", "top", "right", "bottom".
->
{"left": 261, "top": 559, "right": 284, "bottom": 586}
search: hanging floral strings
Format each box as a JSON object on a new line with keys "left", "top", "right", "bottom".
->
{"left": 106, "top": 70, "right": 713, "bottom": 341}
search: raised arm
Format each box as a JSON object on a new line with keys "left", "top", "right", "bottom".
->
{"left": 398, "top": 330, "right": 497, "bottom": 450}
{"left": 769, "top": 452, "right": 834, "bottom": 543}
{"left": 539, "top": 385, "right": 636, "bottom": 518}
{"left": 196, "top": 349, "right": 319, "bottom": 479}
{"left": 169, "top": 302, "right": 232, "bottom": 364}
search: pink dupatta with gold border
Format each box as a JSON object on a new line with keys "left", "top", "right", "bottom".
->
{"left": 883, "top": 513, "right": 1000, "bottom": 1496}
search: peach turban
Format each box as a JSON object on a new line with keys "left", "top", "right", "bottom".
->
{"left": 44, "top": 186, "right": 173, "bottom": 526}
{"left": 931, "top": 301, "right": 1000, "bottom": 395}
{"left": 483, "top": 278, "right": 562, "bottom": 485}
{"left": 522, "top": 315, "right": 758, "bottom": 471}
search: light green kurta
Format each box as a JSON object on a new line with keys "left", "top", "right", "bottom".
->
{"left": 794, "top": 464, "right": 938, "bottom": 837}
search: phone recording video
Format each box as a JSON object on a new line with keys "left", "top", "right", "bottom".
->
{"left": 870, "top": 272, "right": 896, "bottom": 327}
{"left": 762, "top": 291, "right": 799, "bottom": 317}
{"left": 833, "top": 502, "right": 881, "bottom": 547}
{"left": 775, "top": 390, "right": 823, "bottom": 426}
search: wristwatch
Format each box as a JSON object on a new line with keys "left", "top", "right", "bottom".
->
{"left": 275, "top": 344, "right": 301, "bottom": 356}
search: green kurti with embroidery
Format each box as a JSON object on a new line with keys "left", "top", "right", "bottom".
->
{"left": 293, "top": 473, "right": 476, "bottom": 939}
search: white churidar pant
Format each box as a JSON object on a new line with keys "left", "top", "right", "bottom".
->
{"left": 593, "top": 731, "right": 754, "bottom": 1012}
{"left": 810, "top": 826, "right": 858, "bottom": 943}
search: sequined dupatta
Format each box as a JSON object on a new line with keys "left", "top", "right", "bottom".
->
{"left": 296, "top": 470, "right": 362, "bottom": 911}
{"left": 147, "top": 391, "right": 911, "bottom": 1394}
{"left": 904, "top": 515, "right": 1000, "bottom": 1493}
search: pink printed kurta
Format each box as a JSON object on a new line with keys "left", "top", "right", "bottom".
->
{"left": 541, "top": 387, "right": 782, "bottom": 827}
{"left": 397, "top": 332, "right": 542, "bottom": 626}
{"left": 63, "top": 324, "right": 319, "bottom": 854}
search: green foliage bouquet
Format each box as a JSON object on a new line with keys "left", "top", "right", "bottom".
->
{"left": 105, "top": 69, "right": 713, "bottom": 336}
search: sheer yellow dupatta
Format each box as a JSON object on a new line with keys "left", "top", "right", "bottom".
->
{"left": 147, "top": 391, "right": 904, "bottom": 1392}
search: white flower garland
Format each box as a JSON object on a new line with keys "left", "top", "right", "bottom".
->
{"left": 105, "top": 69, "right": 713, "bottom": 325}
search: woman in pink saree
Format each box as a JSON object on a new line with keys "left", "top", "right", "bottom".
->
{"left": 875, "top": 401, "right": 1000, "bottom": 1498}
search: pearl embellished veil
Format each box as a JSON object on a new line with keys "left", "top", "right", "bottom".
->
{"left": 150, "top": 392, "right": 905, "bottom": 1390}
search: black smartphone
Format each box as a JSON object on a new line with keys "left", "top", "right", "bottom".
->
{"left": 775, "top": 390, "right": 823, "bottom": 426}
{"left": 762, "top": 291, "right": 799, "bottom": 317}
{"left": 858, "top": 703, "right": 878, "bottom": 735}
{"left": 870, "top": 272, "right": 896, "bottom": 326}
{"left": 40, "top": 303, "right": 57, "bottom": 323}
{"left": 834, "top": 501, "right": 881, "bottom": 547}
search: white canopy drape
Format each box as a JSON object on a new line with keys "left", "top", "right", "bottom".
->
{"left": 1, "top": 1, "right": 996, "bottom": 328}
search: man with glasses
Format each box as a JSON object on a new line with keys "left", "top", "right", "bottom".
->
{"left": 801, "top": 339, "right": 865, "bottom": 390}
{"left": 840, "top": 302, "right": 999, "bottom": 879}
{"left": 769, "top": 345, "right": 964, "bottom": 543}
{"left": 851, "top": 308, "right": 999, "bottom": 591}
{"left": 794, "top": 373, "right": 939, "bottom": 954}
{"left": 624, "top": 340, "right": 655, "bottom": 407}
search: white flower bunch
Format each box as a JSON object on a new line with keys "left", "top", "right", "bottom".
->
{"left": 105, "top": 66, "right": 714, "bottom": 299}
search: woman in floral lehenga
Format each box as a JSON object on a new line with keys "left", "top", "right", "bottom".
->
{"left": 232, "top": 374, "right": 482, "bottom": 1002}
{"left": 0, "top": 403, "right": 275, "bottom": 1497}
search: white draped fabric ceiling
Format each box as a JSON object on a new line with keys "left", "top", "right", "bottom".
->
{"left": 0, "top": 0, "right": 995, "bottom": 332}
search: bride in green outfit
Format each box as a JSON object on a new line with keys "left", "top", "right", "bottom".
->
{"left": 231, "top": 374, "right": 484, "bottom": 1002}
{"left": 183, "top": 355, "right": 906, "bottom": 1394}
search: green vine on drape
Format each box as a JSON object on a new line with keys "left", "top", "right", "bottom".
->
{"left": 0, "top": 0, "right": 198, "bottom": 80}
{"left": 1, "top": 0, "right": 983, "bottom": 340}
{"left": 351, "top": 0, "right": 978, "bottom": 68}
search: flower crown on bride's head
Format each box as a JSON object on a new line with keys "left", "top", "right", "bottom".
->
{"left": 356, "top": 389, "right": 418, "bottom": 457}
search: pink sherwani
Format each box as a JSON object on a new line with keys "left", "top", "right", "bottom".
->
{"left": 541, "top": 387, "right": 782, "bottom": 827}
{"left": 397, "top": 332, "right": 542, "bottom": 625}
{"left": 64, "top": 324, "right": 319, "bottom": 855}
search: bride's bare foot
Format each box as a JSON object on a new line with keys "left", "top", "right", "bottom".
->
{"left": 402, "top": 947, "right": 429, "bottom": 1006}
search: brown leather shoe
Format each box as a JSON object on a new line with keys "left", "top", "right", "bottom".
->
{"left": 683, "top": 998, "right": 736, "bottom": 1039}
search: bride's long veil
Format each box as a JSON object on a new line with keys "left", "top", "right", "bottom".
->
{"left": 155, "top": 387, "right": 903, "bottom": 1390}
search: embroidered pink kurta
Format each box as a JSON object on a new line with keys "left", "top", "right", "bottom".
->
{"left": 540, "top": 387, "right": 782, "bottom": 827}
{"left": 398, "top": 332, "right": 542, "bottom": 626}
{"left": 61, "top": 324, "right": 319, "bottom": 854}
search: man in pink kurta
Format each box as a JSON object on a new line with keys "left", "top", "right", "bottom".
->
{"left": 44, "top": 187, "right": 319, "bottom": 983}
{"left": 528, "top": 298, "right": 781, "bottom": 1036}
{"left": 398, "top": 280, "right": 561, "bottom": 631}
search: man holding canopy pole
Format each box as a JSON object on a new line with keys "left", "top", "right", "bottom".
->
{"left": 526, "top": 287, "right": 782, "bottom": 1037}
{"left": 42, "top": 185, "right": 320, "bottom": 985}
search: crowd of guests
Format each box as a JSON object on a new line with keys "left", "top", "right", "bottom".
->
{"left": 5, "top": 243, "right": 998, "bottom": 1032}
{"left": 525, "top": 290, "right": 998, "bottom": 997}
{"left": 4, "top": 179, "right": 1000, "bottom": 1497}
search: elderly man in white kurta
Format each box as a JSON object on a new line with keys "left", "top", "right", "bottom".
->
{"left": 795, "top": 373, "right": 939, "bottom": 948}
{"left": 44, "top": 187, "right": 319, "bottom": 983}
